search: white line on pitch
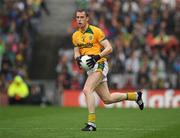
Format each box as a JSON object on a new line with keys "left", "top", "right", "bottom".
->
{"left": 0, "top": 127, "right": 166, "bottom": 131}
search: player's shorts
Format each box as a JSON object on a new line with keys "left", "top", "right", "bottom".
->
{"left": 87, "top": 61, "right": 108, "bottom": 82}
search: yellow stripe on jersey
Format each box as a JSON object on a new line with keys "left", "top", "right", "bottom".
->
{"left": 72, "top": 25, "right": 107, "bottom": 62}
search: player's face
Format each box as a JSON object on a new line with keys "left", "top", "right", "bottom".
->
{"left": 76, "top": 11, "right": 88, "bottom": 29}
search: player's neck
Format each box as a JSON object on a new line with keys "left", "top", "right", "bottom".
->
{"left": 80, "top": 24, "right": 89, "bottom": 33}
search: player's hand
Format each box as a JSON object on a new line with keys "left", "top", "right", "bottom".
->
{"left": 76, "top": 56, "right": 82, "bottom": 69}
{"left": 86, "top": 55, "right": 101, "bottom": 69}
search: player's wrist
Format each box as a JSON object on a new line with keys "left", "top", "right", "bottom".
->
{"left": 94, "top": 55, "right": 101, "bottom": 61}
{"left": 76, "top": 57, "right": 80, "bottom": 60}
{"left": 76, "top": 55, "right": 82, "bottom": 61}
{"left": 75, "top": 56, "right": 82, "bottom": 68}
{"left": 98, "top": 54, "right": 102, "bottom": 58}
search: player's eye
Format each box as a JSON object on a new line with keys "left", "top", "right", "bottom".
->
{"left": 77, "top": 16, "right": 85, "bottom": 19}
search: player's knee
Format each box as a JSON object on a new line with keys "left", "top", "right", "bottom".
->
{"left": 82, "top": 88, "right": 91, "bottom": 95}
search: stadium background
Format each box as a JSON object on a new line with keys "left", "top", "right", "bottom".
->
{"left": 0, "top": 0, "right": 180, "bottom": 138}
{"left": 1, "top": 0, "right": 179, "bottom": 107}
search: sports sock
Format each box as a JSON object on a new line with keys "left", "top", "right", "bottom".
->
{"left": 126, "top": 92, "right": 137, "bottom": 101}
{"left": 88, "top": 113, "right": 96, "bottom": 123}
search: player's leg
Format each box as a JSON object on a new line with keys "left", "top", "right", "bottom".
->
{"left": 95, "top": 81, "right": 144, "bottom": 109}
{"left": 81, "top": 71, "right": 103, "bottom": 131}
{"left": 95, "top": 81, "right": 126, "bottom": 103}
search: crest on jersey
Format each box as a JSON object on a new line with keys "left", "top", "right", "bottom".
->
{"left": 82, "top": 35, "right": 86, "bottom": 42}
{"left": 89, "top": 35, "right": 93, "bottom": 41}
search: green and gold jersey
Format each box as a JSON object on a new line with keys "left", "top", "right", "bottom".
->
{"left": 72, "top": 25, "right": 107, "bottom": 62}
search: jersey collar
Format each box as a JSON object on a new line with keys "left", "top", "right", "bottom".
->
{"left": 84, "top": 25, "right": 93, "bottom": 34}
{"left": 79, "top": 25, "right": 93, "bottom": 34}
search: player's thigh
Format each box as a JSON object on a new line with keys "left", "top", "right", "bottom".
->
{"left": 95, "top": 81, "right": 111, "bottom": 101}
{"left": 83, "top": 71, "right": 103, "bottom": 92}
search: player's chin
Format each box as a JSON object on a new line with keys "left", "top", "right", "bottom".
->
{"left": 78, "top": 23, "right": 84, "bottom": 28}
{"left": 78, "top": 24, "right": 82, "bottom": 28}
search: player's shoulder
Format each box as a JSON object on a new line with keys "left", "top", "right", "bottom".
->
{"left": 89, "top": 25, "right": 102, "bottom": 32}
{"left": 72, "top": 30, "right": 79, "bottom": 36}
{"left": 72, "top": 30, "right": 80, "bottom": 38}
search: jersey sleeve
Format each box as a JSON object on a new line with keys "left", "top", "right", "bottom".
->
{"left": 96, "top": 28, "right": 106, "bottom": 42}
{"left": 72, "top": 33, "right": 78, "bottom": 47}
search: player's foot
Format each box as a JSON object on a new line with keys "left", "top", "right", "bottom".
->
{"left": 81, "top": 122, "right": 96, "bottom": 131}
{"left": 136, "top": 91, "right": 144, "bottom": 110}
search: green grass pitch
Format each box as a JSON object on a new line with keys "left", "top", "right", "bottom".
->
{"left": 0, "top": 106, "right": 180, "bottom": 138}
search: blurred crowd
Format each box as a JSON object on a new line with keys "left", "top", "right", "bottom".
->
{"left": 56, "top": 0, "right": 180, "bottom": 90}
{"left": 0, "top": 0, "right": 49, "bottom": 104}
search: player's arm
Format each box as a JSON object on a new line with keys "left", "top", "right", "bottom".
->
{"left": 74, "top": 47, "right": 82, "bottom": 68}
{"left": 86, "top": 27, "right": 113, "bottom": 68}
{"left": 87, "top": 39, "right": 113, "bottom": 68}
{"left": 72, "top": 33, "right": 82, "bottom": 68}
{"left": 89, "top": 39, "right": 113, "bottom": 60}
{"left": 99, "top": 39, "right": 113, "bottom": 57}
{"left": 72, "top": 32, "right": 81, "bottom": 59}
{"left": 74, "top": 47, "right": 81, "bottom": 59}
